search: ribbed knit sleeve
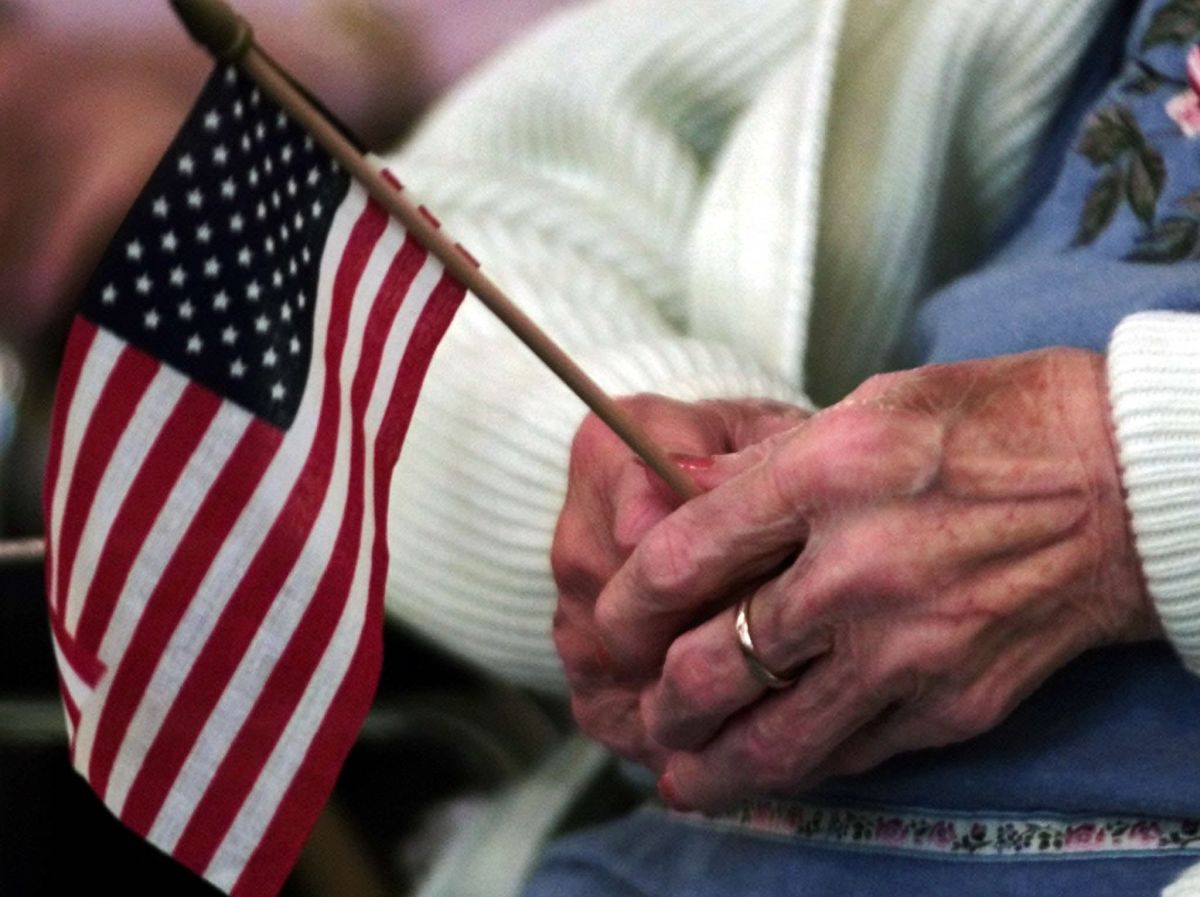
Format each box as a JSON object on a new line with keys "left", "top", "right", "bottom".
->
{"left": 1166, "top": 861, "right": 1200, "bottom": 897}
{"left": 380, "top": 0, "right": 815, "bottom": 692}
{"left": 1108, "top": 312, "right": 1200, "bottom": 674}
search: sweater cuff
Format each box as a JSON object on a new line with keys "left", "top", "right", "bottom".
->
{"left": 1107, "top": 311, "right": 1200, "bottom": 673}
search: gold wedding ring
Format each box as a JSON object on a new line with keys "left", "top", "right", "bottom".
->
{"left": 734, "top": 594, "right": 800, "bottom": 689}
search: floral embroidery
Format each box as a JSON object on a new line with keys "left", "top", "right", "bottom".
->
{"left": 1126, "top": 189, "right": 1200, "bottom": 260}
{"left": 697, "top": 800, "right": 1200, "bottom": 858}
{"left": 1141, "top": 0, "right": 1200, "bottom": 51}
{"left": 1073, "top": 103, "right": 1165, "bottom": 245}
{"left": 1068, "top": 0, "right": 1200, "bottom": 256}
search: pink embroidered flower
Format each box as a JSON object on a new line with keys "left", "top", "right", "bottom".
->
{"left": 875, "top": 818, "right": 907, "bottom": 844}
{"left": 1065, "top": 823, "right": 1105, "bottom": 848}
{"left": 1129, "top": 820, "right": 1162, "bottom": 844}
{"left": 1166, "top": 45, "right": 1200, "bottom": 137}
{"left": 929, "top": 821, "right": 957, "bottom": 847}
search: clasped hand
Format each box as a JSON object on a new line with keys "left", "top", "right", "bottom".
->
{"left": 551, "top": 349, "right": 1162, "bottom": 813}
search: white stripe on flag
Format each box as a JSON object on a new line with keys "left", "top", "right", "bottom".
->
{"left": 63, "top": 369, "right": 188, "bottom": 633}
{"left": 70, "top": 402, "right": 254, "bottom": 781}
{"left": 48, "top": 331, "right": 125, "bottom": 610}
{"left": 208, "top": 253, "right": 445, "bottom": 889}
{"left": 98, "top": 402, "right": 255, "bottom": 664}
{"left": 149, "top": 198, "right": 402, "bottom": 851}
{"left": 99, "top": 185, "right": 369, "bottom": 815}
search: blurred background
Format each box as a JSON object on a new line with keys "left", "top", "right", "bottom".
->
{"left": 0, "top": 2, "right": 641, "bottom": 894}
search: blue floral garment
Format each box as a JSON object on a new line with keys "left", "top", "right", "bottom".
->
{"left": 522, "top": 0, "right": 1200, "bottom": 894}
{"left": 916, "top": 0, "right": 1200, "bottom": 362}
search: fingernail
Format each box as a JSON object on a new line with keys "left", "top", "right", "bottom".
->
{"left": 657, "top": 771, "right": 692, "bottom": 812}
{"left": 668, "top": 452, "right": 716, "bottom": 471}
{"left": 641, "top": 459, "right": 687, "bottom": 503}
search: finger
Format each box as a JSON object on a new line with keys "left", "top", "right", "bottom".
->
{"left": 813, "top": 572, "right": 1098, "bottom": 782}
{"left": 612, "top": 459, "right": 686, "bottom": 555}
{"left": 661, "top": 653, "right": 899, "bottom": 812}
{"left": 628, "top": 481, "right": 1084, "bottom": 745}
{"left": 595, "top": 456, "right": 808, "bottom": 674}
{"left": 596, "top": 408, "right": 939, "bottom": 674}
{"left": 642, "top": 583, "right": 831, "bottom": 750}
{"left": 704, "top": 398, "right": 812, "bottom": 448}
{"left": 669, "top": 424, "right": 802, "bottom": 495}
{"left": 570, "top": 685, "right": 670, "bottom": 771}
{"left": 554, "top": 398, "right": 748, "bottom": 686}
{"left": 553, "top": 455, "right": 679, "bottom": 685}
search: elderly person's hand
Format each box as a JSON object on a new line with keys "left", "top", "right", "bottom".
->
{"left": 570, "top": 348, "right": 1164, "bottom": 813}
{"left": 551, "top": 394, "right": 810, "bottom": 769}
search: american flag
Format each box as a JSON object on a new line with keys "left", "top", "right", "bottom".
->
{"left": 43, "top": 64, "right": 465, "bottom": 894}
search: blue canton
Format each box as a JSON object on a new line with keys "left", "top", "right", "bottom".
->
{"left": 79, "top": 65, "right": 350, "bottom": 429}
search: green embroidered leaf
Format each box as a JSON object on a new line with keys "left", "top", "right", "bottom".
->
{"left": 1127, "top": 145, "right": 1166, "bottom": 224}
{"left": 1121, "top": 67, "right": 1165, "bottom": 96}
{"left": 1077, "top": 106, "right": 1143, "bottom": 165}
{"left": 1125, "top": 217, "right": 1200, "bottom": 262}
{"left": 1141, "top": 0, "right": 1200, "bottom": 49}
{"left": 1073, "top": 169, "right": 1123, "bottom": 246}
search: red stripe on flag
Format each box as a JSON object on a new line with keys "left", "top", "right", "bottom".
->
{"left": 52, "top": 346, "right": 159, "bottom": 616}
{"left": 231, "top": 606, "right": 382, "bottom": 897}
{"left": 49, "top": 609, "right": 105, "bottom": 689}
{"left": 232, "top": 273, "right": 465, "bottom": 896}
{"left": 171, "top": 235, "right": 429, "bottom": 871}
{"left": 117, "top": 198, "right": 389, "bottom": 838}
{"left": 374, "top": 273, "right": 466, "bottom": 476}
{"left": 43, "top": 318, "right": 99, "bottom": 609}
{"left": 86, "top": 418, "right": 284, "bottom": 797}
{"left": 75, "top": 384, "right": 224, "bottom": 655}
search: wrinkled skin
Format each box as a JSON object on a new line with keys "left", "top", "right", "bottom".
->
{"left": 551, "top": 394, "right": 811, "bottom": 769}
{"left": 551, "top": 349, "right": 1162, "bottom": 813}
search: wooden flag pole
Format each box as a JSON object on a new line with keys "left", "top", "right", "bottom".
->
{"left": 169, "top": 0, "right": 699, "bottom": 500}
{"left": 0, "top": 538, "right": 45, "bottom": 565}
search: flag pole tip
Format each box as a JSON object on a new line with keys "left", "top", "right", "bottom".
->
{"left": 170, "top": 0, "right": 252, "bottom": 61}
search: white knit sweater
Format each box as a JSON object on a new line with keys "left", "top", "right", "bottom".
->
{"left": 382, "top": 0, "right": 1146, "bottom": 682}
{"left": 382, "top": 0, "right": 1200, "bottom": 889}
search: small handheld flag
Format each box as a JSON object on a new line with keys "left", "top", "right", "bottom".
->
{"left": 45, "top": 62, "right": 464, "bottom": 895}
{"left": 44, "top": 1, "right": 696, "bottom": 894}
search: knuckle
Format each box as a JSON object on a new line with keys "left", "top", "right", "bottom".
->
{"left": 611, "top": 489, "right": 659, "bottom": 556}
{"left": 742, "top": 714, "right": 802, "bottom": 791}
{"left": 591, "top": 589, "right": 625, "bottom": 649}
{"left": 568, "top": 692, "right": 601, "bottom": 738}
{"left": 572, "top": 411, "right": 611, "bottom": 458}
{"left": 854, "top": 371, "right": 905, "bottom": 402}
{"left": 934, "top": 693, "right": 1005, "bottom": 742}
{"left": 636, "top": 521, "right": 700, "bottom": 599}
{"left": 549, "top": 539, "right": 603, "bottom": 606}
{"left": 552, "top": 616, "right": 601, "bottom": 684}
{"left": 549, "top": 536, "right": 581, "bottom": 589}
{"left": 659, "top": 638, "right": 718, "bottom": 716}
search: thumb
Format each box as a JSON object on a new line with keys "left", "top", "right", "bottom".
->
{"left": 669, "top": 425, "right": 800, "bottom": 493}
